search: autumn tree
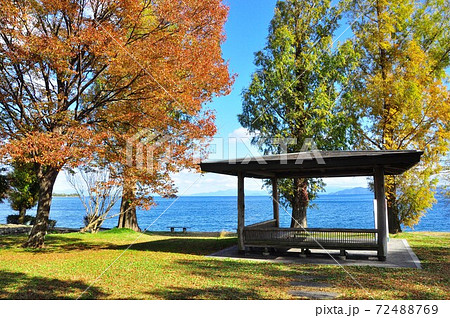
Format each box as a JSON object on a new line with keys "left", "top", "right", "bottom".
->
{"left": 0, "top": 0, "right": 232, "bottom": 247}
{"left": 346, "top": 0, "right": 450, "bottom": 233}
{"left": 239, "top": 0, "right": 357, "bottom": 227}
{"left": 105, "top": 105, "right": 219, "bottom": 232}
{"left": 95, "top": 1, "right": 232, "bottom": 232}
{"left": 8, "top": 162, "right": 40, "bottom": 224}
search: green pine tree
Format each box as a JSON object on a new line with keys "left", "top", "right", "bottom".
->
{"left": 8, "top": 162, "right": 40, "bottom": 224}
{"left": 239, "top": 0, "right": 358, "bottom": 227}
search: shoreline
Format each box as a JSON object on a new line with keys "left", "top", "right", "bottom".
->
{"left": 0, "top": 224, "right": 237, "bottom": 237}
{"left": 1, "top": 224, "right": 448, "bottom": 236}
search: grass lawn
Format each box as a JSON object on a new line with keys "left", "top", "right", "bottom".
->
{"left": 0, "top": 229, "right": 448, "bottom": 300}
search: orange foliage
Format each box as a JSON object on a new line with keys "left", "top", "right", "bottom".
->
{"left": 0, "top": 0, "right": 233, "bottom": 239}
{"left": 0, "top": 0, "right": 233, "bottom": 180}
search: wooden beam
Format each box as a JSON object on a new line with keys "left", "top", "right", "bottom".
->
{"left": 246, "top": 170, "right": 277, "bottom": 178}
{"left": 374, "top": 167, "right": 387, "bottom": 261}
{"left": 237, "top": 171, "right": 245, "bottom": 253}
{"left": 271, "top": 178, "right": 280, "bottom": 228}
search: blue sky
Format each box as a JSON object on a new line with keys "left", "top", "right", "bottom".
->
{"left": 211, "top": 0, "right": 278, "bottom": 139}
{"left": 53, "top": 0, "right": 369, "bottom": 195}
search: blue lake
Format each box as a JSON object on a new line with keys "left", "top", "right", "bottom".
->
{"left": 0, "top": 194, "right": 448, "bottom": 232}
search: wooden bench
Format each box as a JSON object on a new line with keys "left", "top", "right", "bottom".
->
{"left": 168, "top": 226, "right": 190, "bottom": 233}
{"left": 243, "top": 226, "right": 378, "bottom": 252}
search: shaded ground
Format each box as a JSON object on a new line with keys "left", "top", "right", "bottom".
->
{"left": 0, "top": 270, "right": 106, "bottom": 299}
{"left": 0, "top": 230, "right": 448, "bottom": 299}
{"left": 209, "top": 239, "right": 421, "bottom": 268}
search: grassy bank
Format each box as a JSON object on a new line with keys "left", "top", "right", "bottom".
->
{"left": 0, "top": 230, "right": 448, "bottom": 299}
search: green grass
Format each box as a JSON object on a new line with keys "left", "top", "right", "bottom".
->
{"left": 0, "top": 230, "right": 448, "bottom": 299}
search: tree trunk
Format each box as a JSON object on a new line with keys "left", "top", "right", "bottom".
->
{"left": 385, "top": 179, "right": 402, "bottom": 234}
{"left": 291, "top": 178, "right": 308, "bottom": 228}
{"left": 387, "top": 201, "right": 402, "bottom": 234}
{"left": 81, "top": 215, "right": 104, "bottom": 233}
{"left": 117, "top": 181, "right": 140, "bottom": 232}
{"left": 24, "top": 165, "right": 59, "bottom": 248}
{"left": 18, "top": 207, "right": 26, "bottom": 224}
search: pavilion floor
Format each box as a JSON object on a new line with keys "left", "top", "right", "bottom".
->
{"left": 207, "top": 239, "right": 421, "bottom": 269}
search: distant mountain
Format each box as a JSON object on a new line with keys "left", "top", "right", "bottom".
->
{"left": 192, "top": 187, "right": 375, "bottom": 196}
{"left": 328, "top": 187, "right": 372, "bottom": 195}
{"left": 191, "top": 189, "right": 267, "bottom": 196}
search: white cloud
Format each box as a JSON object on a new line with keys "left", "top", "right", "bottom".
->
{"left": 171, "top": 170, "right": 265, "bottom": 195}
{"left": 322, "top": 176, "right": 370, "bottom": 193}
{"left": 52, "top": 166, "right": 370, "bottom": 197}
{"left": 323, "top": 176, "right": 369, "bottom": 187}
{"left": 225, "top": 127, "right": 263, "bottom": 159}
{"left": 228, "top": 127, "right": 256, "bottom": 138}
{"left": 173, "top": 173, "right": 370, "bottom": 196}
{"left": 53, "top": 172, "right": 76, "bottom": 194}
{"left": 52, "top": 168, "right": 370, "bottom": 197}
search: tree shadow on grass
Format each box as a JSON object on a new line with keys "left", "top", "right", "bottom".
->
{"left": 0, "top": 270, "right": 107, "bottom": 299}
{"left": 144, "top": 231, "right": 236, "bottom": 238}
{"left": 0, "top": 234, "right": 106, "bottom": 253}
{"left": 144, "top": 259, "right": 293, "bottom": 299}
{"left": 414, "top": 247, "right": 450, "bottom": 265}
{"left": 145, "top": 286, "right": 261, "bottom": 300}
{"left": 0, "top": 235, "right": 28, "bottom": 248}
{"left": 106, "top": 237, "right": 237, "bottom": 256}
{"left": 175, "top": 258, "right": 293, "bottom": 280}
{"left": 330, "top": 265, "right": 450, "bottom": 299}
{"left": 1, "top": 233, "right": 237, "bottom": 255}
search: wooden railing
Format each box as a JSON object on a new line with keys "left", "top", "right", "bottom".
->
{"left": 244, "top": 226, "right": 378, "bottom": 249}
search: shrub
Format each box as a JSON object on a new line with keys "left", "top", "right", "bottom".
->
{"left": 7, "top": 214, "right": 57, "bottom": 229}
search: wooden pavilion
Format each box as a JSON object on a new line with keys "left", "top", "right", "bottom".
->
{"left": 200, "top": 150, "right": 423, "bottom": 261}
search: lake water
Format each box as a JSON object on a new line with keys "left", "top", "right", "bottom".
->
{"left": 0, "top": 194, "right": 448, "bottom": 232}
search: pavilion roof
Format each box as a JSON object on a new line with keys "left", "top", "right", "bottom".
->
{"left": 199, "top": 150, "right": 423, "bottom": 178}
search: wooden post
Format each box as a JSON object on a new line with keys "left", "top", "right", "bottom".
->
{"left": 237, "top": 171, "right": 245, "bottom": 253}
{"left": 271, "top": 178, "right": 280, "bottom": 228}
{"left": 374, "top": 167, "right": 387, "bottom": 261}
